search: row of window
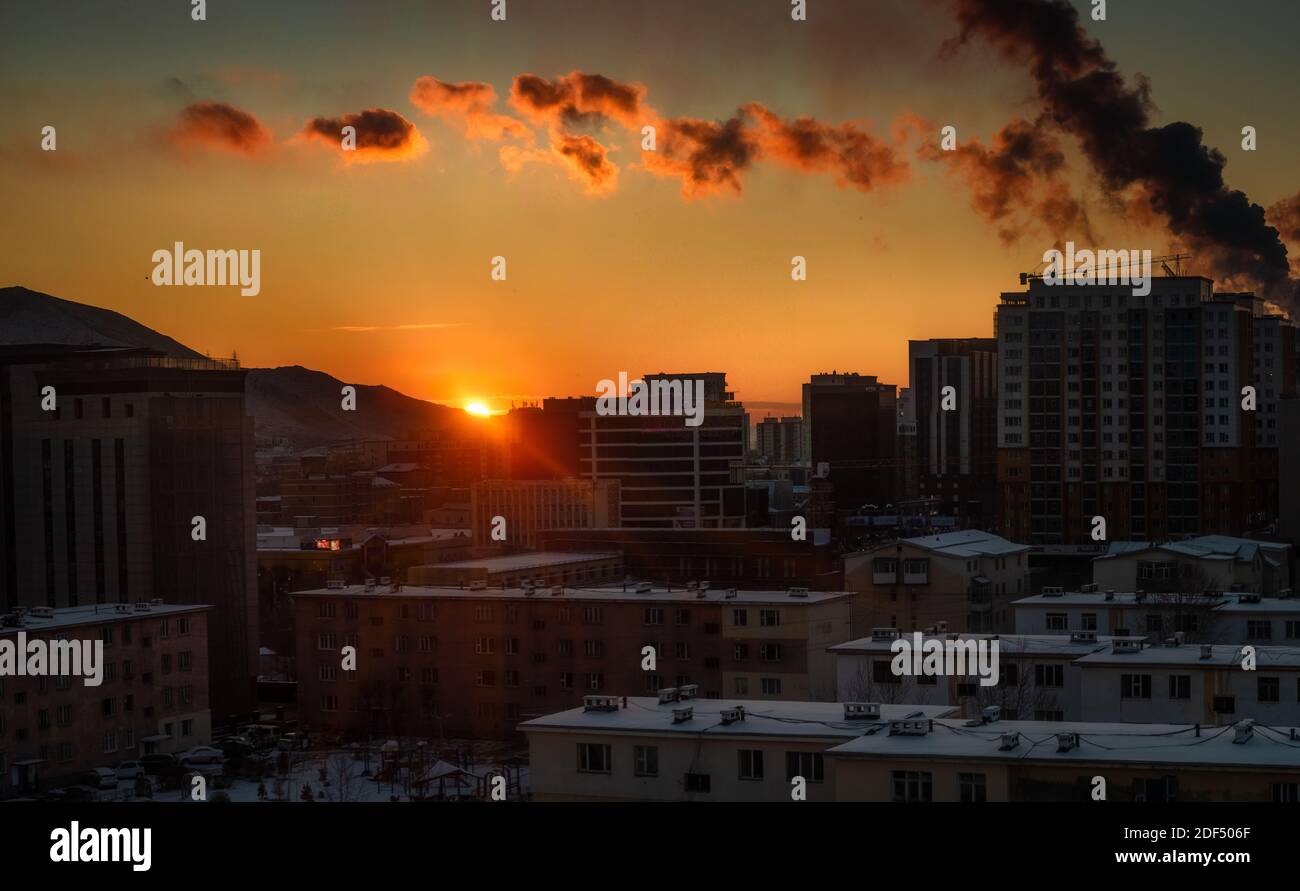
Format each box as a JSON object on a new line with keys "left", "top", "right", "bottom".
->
{"left": 576, "top": 743, "right": 824, "bottom": 785}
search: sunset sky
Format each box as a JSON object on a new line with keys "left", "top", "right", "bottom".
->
{"left": 3, "top": 0, "right": 1297, "bottom": 415}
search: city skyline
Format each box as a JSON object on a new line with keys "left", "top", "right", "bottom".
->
{"left": 3, "top": 0, "right": 1299, "bottom": 411}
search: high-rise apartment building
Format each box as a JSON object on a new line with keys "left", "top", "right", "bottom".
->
{"left": 803, "top": 373, "right": 897, "bottom": 513}
{"left": 995, "top": 277, "right": 1296, "bottom": 545}
{"left": 756, "top": 416, "right": 803, "bottom": 466}
{"left": 471, "top": 478, "right": 621, "bottom": 548}
{"left": 909, "top": 339, "right": 998, "bottom": 526}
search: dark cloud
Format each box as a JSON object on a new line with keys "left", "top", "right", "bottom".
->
{"left": 746, "top": 103, "right": 910, "bottom": 193}
{"left": 171, "top": 102, "right": 272, "bottom": 155}
{"left": 409, "top": 77, "right": 531, "bottom": 141}
{"left": 300, "top": 108, "right": 427, "bottom": 162}
{"left": 941, "top": 0, "right": 1298, "bottom": 310}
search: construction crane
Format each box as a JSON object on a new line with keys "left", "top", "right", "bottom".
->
{"left": 1019, "top": 252, "right": 1193, "bottom": 285}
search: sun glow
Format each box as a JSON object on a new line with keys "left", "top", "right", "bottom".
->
{"left": 464, "top": 401, "right": 492, "bottom": 417}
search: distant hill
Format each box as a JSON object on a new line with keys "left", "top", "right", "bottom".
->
{"left": 0, "top": 286, "right": 459, "bottom": 447}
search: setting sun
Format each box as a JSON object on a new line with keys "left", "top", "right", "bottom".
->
{"left": 464, "top": 401, "right": 492, "bottom": 417}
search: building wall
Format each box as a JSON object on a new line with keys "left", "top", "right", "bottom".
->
{"left": 833, "top": 757, "right": 1013, "bottom": 802}
{"left": 1077, "top": 663, "right": 1300, "bottom": 725}
{"left": 528, "top": 729, "right": 841, "bottom": 802}
{"left": 0, "top": 606, "right": 213, "bottom": 794}
{"left": 470, "top": 479, "right": 620, "bottom": 549}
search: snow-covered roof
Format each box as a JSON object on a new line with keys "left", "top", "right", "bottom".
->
{"left": 828, "top": 633, "right": 1118, "bottom": 658}
{"left": 826, "top": 719, "right": 1300, "bottom": 769}
{"left": 520, "top": 697, "right": 956, "bottom": 739}
{"left": 294, "top": 581, "right": 852, "bottom": 606}
{"left": 896, "top": 530, "right": 1029, "bottom": 558}
{"left": 1098, "top": 535, "right": 1290, "bottom": 564}
{"left": 432, "top": 552, "right": 621, "bottom": 572}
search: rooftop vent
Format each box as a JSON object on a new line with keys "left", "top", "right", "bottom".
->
{"left": 1112, "top": 638, "right": 1144, "bottom": 653}
{"left": 935, "top": 620, "right": 947, "bottom": 633}
{"left": 1279, "top": 588, "right": 1293, "bottom": 599}
{"left": 787, "top": 586, "right": 809, "bottom": 598}
{"left": 724, "top": 589, "right": 738, "bottom": 599}
{"left": 999, "top": 732, "right": 1021, "bottom": 751}
{"left": 687, "top": 580, "right": 699, "bottom": 590}
{"left": 888, "top": 719, "right": 930, "bottom": 737}
{"left": 468, "top": 580, "right": 487, "bottom": 591}
{"left": 115, "top": 603, "right": 131, "bottom": 613}
{"left": 1199, "top": 644, "right": 1213, "bottom": 660}
{"left": 551, "top": 585, "right": 564, "bottom": 596}
{"left": 1164, "top": 632, "right": 1185, "bottom": 647}
{"left": 1070, "top": 630, "right": 1098, "bottom": 643}
{"left": 672, "top": 706, "right": 693, "bottom": 724}
{"left": 1134, "top": 590, "right": 1147, "bottom": 603}
{"left": 133, "top": 601, "right": 151, "bottom": 612}
{"left": 1041, "top": 586, "right": 1064, "bottom": 597}
{"left": 1238, "top": 593, "right": 1262, "bottom": 604}
{"left": 1233, "top": 719, "right": 1255, "bottom": 744}
{"left": 871, "top": 627, "right": 901, "bottom": 641}
{"left": 981, "top": 706, "right": 1001, "bottom": 724}
{"left": 1080, "top": 583, "right": 1098, "bottom": 593}
{"left": 1104, "top": 590, "right": 1115, "bottom": 601}
{"left": 379, "top": 576, "right": 392, "bottom": 586}
{"left": 583, "top": 695, "right": 619, "bottom": 713}
{"left": 699, "top": 580, "right": 710, "bottom": 592}
{"left": 844, "top": 702, "right": 882, "bottom": 721}
{"left": 326, "top": 579, "right": 345, "bottom": 590}
{"left": 678, "top": 683, "right": 698, "bottom": 701}
{"left": 28, "top": 606, "right": 55, "bottom": 618}
{"left": 635, "top": 581, "right": 653, "bottom": 594}
{"left": 719, "top": 706, "right": 745, "bottom": 725}
{"left": 1056, "top": 731, "right": 1079, "bottom": 752}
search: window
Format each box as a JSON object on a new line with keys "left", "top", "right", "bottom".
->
{"left": 1213, "top": 695, "right": 1235, "bottom": 714}
{"left": 475, "top": 671, "right": 496, "bottom": 687}
{"left": 319, "top": 664, "right": 338, "bottom": 681}
{"left": 1080, "top": 613, "right": 1097, "bottom": 631}
{"left": 644, "top": 608, "right": 663, "bottom": 626}
{"left": 1273, "top": 783, "right": 1300, "bottom": 803}
{"left": 684, "top": 773, "right": 711, "bottom": 793}
{"left": 474, "top": 606, "right": 494, "bottom": 622}
{"left": 674, "top": 608, "right": 690, "bottom": 626}
{"left": 760, "top": 678, "right": 782, "bottom": 696}
{"left": 1247, "top": 620, "right": 1272, "bottom": 640}
{"left": 475, "top": 637, "right": 496, "bottom": 655}
{"left": 317, "top": 602, "right": 337, "bottom": 618}
{"left": 892, "top": 770, "right": 932, "bottom": 802}
{"left": 959, "top": 772, "right": 987, "bottom": 803}
{"left": 558, "top": 639, "right": 574, "bottom": 656}
{"left": 583, "top": 607, "right": 603, "bottom": 625}
{"left": 321, "top": 695, "right": 338, "bottom": 712}
{"left": 585, "top": 640, "right": 606, "bottom": 658}
{"left": 178, "top": 651, "right": 192, "bottom": 671}
{"left": 732, "top": 609, "right": 748, "bottom": 627}
{"left": 760, "top": 643, "right": 782, "bottom": 662}
{"left": 634, "top": 745, "right": 659, "bottom": 777}
{"left": 577, "top": 743, "right": 611, "bottom": 773}
{"left": 759, "top": 609, "right": 781, "bottom": 627}
{"left": 674, "top": 641, "right": 690, "bottom": 660}
{"left": 317, "top": 633, "right": 337, "bottom": 650}
{"left": 586, "top": 673, "right": 604, "bottom": 691}
{"left": 1258, "top": 677, "right": 1280, "bottom": 703}
{"left": 1121, "top": 674, "right": 1152, "bottom": 699}
{"left": 872, "top": 660, "right": 899, "bottom": 685}
{"left": 733, "top": 643, "right": 748, "bottom": 661}
{"left": 103, "top": 732, "right": 118, "bottom": 754}
{"left": 738, "top": 749, "right": 764, "bottom": 780}
{"left": 786, "top": 751, "right": 824, "bottom": 783}
{"left": 733, "top": 677, "right": 749, "bottom": 695}
{"left": 1034, "top": 664, "right": 1063, "bottom": 688}
{"left": 559, "top": 672, "right": 573, "bottom": 690}
{"left": 1168, "top": 675, "right": 1190, "bottom": 700}
{"left": 1045, "top": 613, "right": 1067, "bottom": 631}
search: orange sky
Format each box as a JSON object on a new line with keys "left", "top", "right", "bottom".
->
{"left": 3, "top": 1, "right": 1297, "bottom": 414}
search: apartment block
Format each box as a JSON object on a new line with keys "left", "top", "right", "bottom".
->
{"left": 1093, "top": 535, "right": 1291, "bottom": 594}
{"left": 291, "top": 581, "right": 852, "bottom": 740}
{"left": 0, "top": 602, "right": 212, "bottom": 795}
{"left": 471, "top": 478, "right": 620, "bottom": 549}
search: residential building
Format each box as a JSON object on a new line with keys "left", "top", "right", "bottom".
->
{"left": 803, "top": 372, "right": 897, "bottom": 513}
{"left": 407, "top": 551, "right": 624, "bottom": 588}
{"left": 756, "top": 416, "right": 803, "bottom": 466}
{"left": 1092, "top": 535, "right": 1291, "bottom": 595}
{"left": 471, "top": 478, "right": 620, "bottom": 549}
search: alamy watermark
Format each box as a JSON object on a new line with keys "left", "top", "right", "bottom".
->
{"left": 151, "top": 241, "right": 260, "bottom": 296}
{"left": 0, "top": 634, "right": 104, "bottom": 686}
{"left": 595, "top": 373, "right": 704, "bottom": 427}
{"left": 1041, "top": 241, "right": 1152, "bottom": 297}
{"left": 890, "top": 633, "right": 999, "bottom": 687}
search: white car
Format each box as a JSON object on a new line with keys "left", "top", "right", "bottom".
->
{"left": 82, "top": 768, "right": 118, "bottom": 789}
{"left": 178, "top": 746, "right": 224, "bottom": 765}
{"left": 115, "top": 760, "right": 146, "bottom": 781}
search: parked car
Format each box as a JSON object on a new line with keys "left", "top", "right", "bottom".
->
{"left": 141, "top": 753, "right": 181, "bottom": 776}
{"left": 82, "top": 768, "right": 118, "bottom": 789}
{"left": 218, "top": 738, "right": 253, "bottom": 760}
{"left": 46, "top": 785, "right": 96, "bottom": 802}
{"left": 116, "top": 760, "right": 146, "bottom": 781}
{"left": 178, "top": 746, "right": 224, "bottom": 765}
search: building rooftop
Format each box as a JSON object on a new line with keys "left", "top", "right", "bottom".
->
{"left": 896, "top": 530, "right": 1029, "bottom": 558}
{"left": 0, "top": 602, "right": 209, "bottom": 635}
{"left": 828, "top": 633, "right": 1123, "bottom": 658}
{"left": 292, "top": 581, "right": 852, "bottom": 605}
{"left": 1074, "top": 642, "right": 1300, "bottom": 669}
{"left": 428, "top": 552, "right": 621, "bottom": 572}
{"left": 1099, "top": 535, "right": 1290, "bottom": 564}
{"left": 520, "top": 697, "right": 956, "bottom": 739}
{"left": 826, "top": 718, "right": 1300, "bottom": 769}
{"left": 1013, "top": 590, "right": 1229, "bottom": 607}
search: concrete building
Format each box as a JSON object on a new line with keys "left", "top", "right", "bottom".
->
{"left": 909, "top": 339, "right": 998, "bottom": 527}
{"left": 522, "top": 695, "right": 955, "bottom": 802}
{"left": 1073, "top": 640, "right": 1300, "bottom": 726}
{"left": 843, "top": 530, "right": 1030, "bottom": 634}
{"left": 0, "top": 346, "right": 257, "bottom": 719}
{"left": 580, "top": 373, "right": 747, "bottom": 528}
{"left": 756, "top": 416, "right": 803, "bottom": 466}
{"left": 828, "top": 631, "right": 1121, "bottom": 721}
{"left": 470, "top": 478, "right": 620, "bottom": 549}
{"left": 291, "top": 581, "right": 852, "bottom": 740}
{"left": 827, "top": 716, "right": 1300, "bottom": 801}
{"left": 538, "top": 527, "right": 842, "bottom": 591}
{"left": 995, "top": 278, "right": 1296, "bottom": 545}
{"left": 803, "top": 372, "right": 897, "bottom": 514}
{"left": 1093, "top": 535, "right": 1292, "bottom": 595}
{"left": 0, "top": 601, "right": 212, "bottom": 795}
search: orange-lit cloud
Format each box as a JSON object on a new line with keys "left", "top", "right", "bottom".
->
{"left": 170, "top": 102, "right": 272, "bottom": 155}
{"left": 920, "top": 117, "right": 1091, "bottom": 244}
{"left": 509, "top": 71, "right": 653, "bottom": 129}
{"left": 745, "top": 103, "right": 911, "bottom": 192}
{"left": 300, "top": 108, "right": 428, "bottom": 163}
{"left": 641, "top": 112, "right": 758, "bottom": 198}
{"left": 409, "top": 77, "right": 531, "bottom": 141}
